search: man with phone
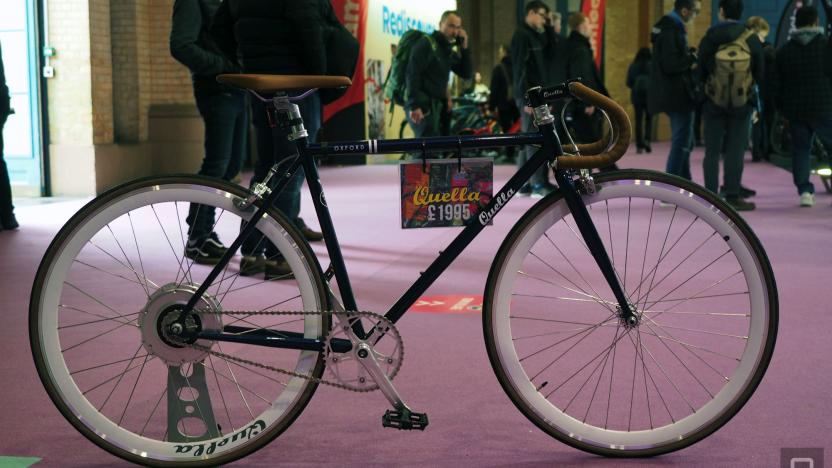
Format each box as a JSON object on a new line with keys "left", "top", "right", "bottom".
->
{"left": 405, "top": 10, "right": 473, "bottom": 139}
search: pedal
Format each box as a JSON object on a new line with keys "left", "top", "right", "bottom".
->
{"left": 382, "top": 407, "right": 429, "bottom": 431}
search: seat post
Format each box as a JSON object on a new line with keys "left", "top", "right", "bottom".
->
{"left": 272, "top": 93, "right": 308, "bottom": 141}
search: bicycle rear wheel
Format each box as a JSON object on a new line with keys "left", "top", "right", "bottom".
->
{"left": 30, "top": 175, "right": 329, "bottom": 466}
{"left": 484, "top": 170, "right": 777, "bottom": 456}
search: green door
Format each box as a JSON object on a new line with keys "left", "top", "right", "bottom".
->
{"left": 1, "top": 0, "right": 43, "bottom": 196}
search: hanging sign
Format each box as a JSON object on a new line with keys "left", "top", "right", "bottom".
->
{"left": 400, "top": 158, "right": 493, "bottom": 229}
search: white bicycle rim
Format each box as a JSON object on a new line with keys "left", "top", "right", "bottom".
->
{"left": 33, "top": 182, "right": 325, "bottom": 463}
{"left": 489, "top": 177, "right": 772, "bottom": 452}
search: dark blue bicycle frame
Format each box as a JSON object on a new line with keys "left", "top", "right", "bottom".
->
{"left": 185, "top": 87, "right": 633, "bottom": 352}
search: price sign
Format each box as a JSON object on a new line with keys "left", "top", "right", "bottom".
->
{"left": 400, "top": 158, "right": 493, "bottom": 229}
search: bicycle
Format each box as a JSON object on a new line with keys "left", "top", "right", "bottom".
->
{"left": 29, "top": 75, "right": 778, "bottom": 466}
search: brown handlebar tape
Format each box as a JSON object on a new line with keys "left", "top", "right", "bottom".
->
{"left": 557, "top": 82, "right": 631, "bottom": 169}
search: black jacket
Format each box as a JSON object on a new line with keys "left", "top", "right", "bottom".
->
{"left": 170, "top": 0, "right": 239, "bottom": 96}
{"left": 489, "top": 56, "right": 514, "bottom": 112}
{"left": 405, "top": 31, "right": 473, "bottom": 111}
{"left": 211, "top": 0, "right": 333, "bottom": 75}
{"left": 545, "top": 29, "right": 568, "bottom": 87}
{"left": 0, "top": 40, "right": 9, "bottom": 123}
{"left": 772, "top": 28, "right": 832, "bottom": 122}
{"left": 627, "top": 59, "right": 651, "bottom": 107}
{"left": 510, "top": 24, "right": 565, "bottom": 102}
{"left": 697, "top": 21, "right": 764, "bottom": 111}
{"left": 648, "top": 14, "right": 696, "bottom": 114}
{"left": 566, "top": 31, "right": 608, "bottom": 96}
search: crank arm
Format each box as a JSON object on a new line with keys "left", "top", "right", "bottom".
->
{"left": 354, "top": 342, "right": 411, "bottom": 412}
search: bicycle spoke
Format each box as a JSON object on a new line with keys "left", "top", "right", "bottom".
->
{"left": 634, "top": 199, "right": 656, "bottom": 302}
{"left": 216, "top": 342, "right": 255, "bottom": 421}
{"left": 172, "top": 202, "right": 194, "bottom": 285}
{"left": 59, "top": 304, "right": 138, "bottom": 328}
{"left": 119, "top": 354, "right": 150, "bottom": 425}
{"left": 151, "top": 204, "right": 190, "bottom": 286}
{"left": 140, "top": 386, "right": 167, "bottom": 437}
{"left": 518, "top": 269, "right": 613, "bottom": 314}
{"left": 645, "top": 269, "right": 745, "bottom": 319}
{"left": 639, "top": 338, "right": 696, "bottom": 414}
{"left": 639, "top": 245, "right": 731, "bottom": 311}
{"left": 642, "top": 318, "right": 733, "bottom": 382}
{"left": 88, "top": 240, "right": 160, "bottom": 291}
{"left": 581, "top": 324, "right": 620, "bottom": 423}
{"left": 73, "top": 259, "right": 154, "bottom": 291}
{"left": 107, "top": 224, "right": 150, "bottom": 298}
{"left": 527, "top": 313, "right": 618, "bottom": 380}
{"left": 97, "top": 344, "right": 144, "bottom": 412}
{"left": 70, "top": 353, "right": 151, "bottom": 376}
{"left": 127, "top": 212, "right": 150, "bottom": 300}
{"left": 539, "top": 235, "right": 615, "bottom": 314}
{"left": 206, "top": 355, "right": 236, "bottom": 433}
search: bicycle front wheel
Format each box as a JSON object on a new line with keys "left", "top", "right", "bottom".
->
{"left": 30, "top": 175, "right": 329, "bottom": 466}
{"left": 484, "top": 170, "right": 777, "bottom": 456}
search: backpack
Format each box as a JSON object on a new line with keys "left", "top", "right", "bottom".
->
{"left": 705, "top": 29, "right": 755, "bottom": 108}
{"left": 384, "top": 30, "right": 437, "bottom": 107}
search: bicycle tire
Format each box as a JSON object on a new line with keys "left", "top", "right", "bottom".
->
{"left": 30, "top": 175, "right": 330, "bottom": 466}
{"left": 483, "top": 169, "right": 777, "bottom": 457}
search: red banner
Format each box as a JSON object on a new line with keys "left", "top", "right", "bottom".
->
{"left": 324, "top": 0, "right": 368, "bottom": 123}
{"left": 581, "top": 0, "right": 606, "bottom": 70}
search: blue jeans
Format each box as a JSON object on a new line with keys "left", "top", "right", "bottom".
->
{"left": 187, "top": 90, "right": 249, "bottom": 239}
{"left": 515, "top": 99, "right": 548, "bottom": 186}
{"left": 243, "top": 92, "right": 321, "bottom": 257}
{"left": 789, "top": 116, "right": 832, "bottom": 195}
{"left": 665, "top": 111, "right": 694, "bottom": 180}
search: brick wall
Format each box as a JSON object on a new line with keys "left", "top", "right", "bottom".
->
{"left": 149, "top": 0, "right": 194, "bottom": 107}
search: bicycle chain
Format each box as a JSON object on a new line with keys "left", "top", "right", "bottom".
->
{"left": 183, "top": 310, "right": 402, "bottom": 393}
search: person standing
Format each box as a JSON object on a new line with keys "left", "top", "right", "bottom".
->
{"left": 627, "top": 47, "right": 653, "bottom": 154}
{"left": 0, "top": 39, "right": 17, "bottom": 231}
{"left": 648, "top": 0, "right": 701, "bottom": 180}
{"left": 489, "top": 45, "right": 520, "bottom": 163}
{"left": 170, "top": 0, "right": 248, "bottom": 262}
{"left": 212, "top": 0, "right": 330, "bottom": 279}
{"left": 405, "top": 10, "right": 473, "bottom": 140}
{"left": 746, "top": 16, "right": 775, "bottom": 162}
{"left": 510, "top": 1, "right": 561, "bottom": 197}
{"left": 566, "top": 12, "right": 613, "bottom": 170}
{"left": 772, "top": 5, "right": 832, "bottom": 207}
{"left": 697, "top": 0, "right": 763, "bottom": 211}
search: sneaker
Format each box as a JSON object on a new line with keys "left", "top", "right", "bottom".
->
{"left": 185, "top": 232, "right": 228, "bottom": 264}
{"left": 518, "top": 184, "right": 532, "bottom": 197}
{"left": 725, "top": 196, "right": 756, "bottom": 211}
{"left": 296, "top": 217, "right": 324, "bottom": 242}
{"left": 720, "top": 185, "right": 756, "bottom": 199}
{"left": 531, "top": 182, "right": 556, "bottom": 199}
{"left": 0, "top": 213, "right": 19, "bottom": 231}
{"left": 265, "top": 258, "right": 294, "bottom": 280}
{"left": 240, "top": 255, "right": 267, "bottom": 277}
{"left": 800, "top": 192, "right": 815, "bottom": 207}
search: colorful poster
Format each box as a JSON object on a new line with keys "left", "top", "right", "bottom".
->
{"left": 581, "top": 0, "right": 606, "bottom": 69}
{"left": 324, "top": 0, "right": 369, "bottom": 124}
{"left": 400, "top": 158, "right": 493, "bottom": 229}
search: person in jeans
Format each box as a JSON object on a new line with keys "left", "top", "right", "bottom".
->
{"left": 697, "top": 0, "right": 763, "bottom": 211}
{"left": 170, "top": 0, "right": 248, "bottom": 262}
{"left": 627, "top": 47, "right": 653, "bottom": 154}
{"left": 648, "top": 0, "right": 701, "bottom": 180}
{"left": 0, "top": 39, "right": 17, "bottom": 231}
{"left": 489, "top": 44, "right": 520, "bottom": 163}
{"left": 212, "top": 0, "right": 330, "bottom": 279}
{"left": 771, "top": 6, "right": 832, "bottom": 207}
{"left": 510, "top": 1, "right": 562, "bottom": 197}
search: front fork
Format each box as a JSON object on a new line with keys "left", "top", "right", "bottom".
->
{"left": 552, "top": 169, "right": 637, "bottom": 325}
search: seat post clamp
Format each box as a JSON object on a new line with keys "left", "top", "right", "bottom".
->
{"left": 273, "top": 95, "right": 308, "bottom": 141}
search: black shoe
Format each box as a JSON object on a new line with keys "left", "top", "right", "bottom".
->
{"left": 720, "top": 185, "right": 756, "bottom": 199}
{"left": 531, "top": 182, "right": 556, "bottom": 199}
{"left": 265, "top": 258, "right": 295, "bottom": 280}
{"left": 296, "top": 217, "right": 324, "bottom": 242}
{"left": 645, "top": 143, "right": 652, "bottom": 153}
{"left": 185, "top": 232, "right": 228, "bottom": 264}
{"left": 725, "top": 196, "right": 756, "bottom": 211}
{"left": 518, "top": 184, "right": 532, "bottom": 197}
{"left": 0, "top": 214, "right": 18, "bottom": 231}
{"left": 240, "top": 255, "right": 267, "bottom": 277}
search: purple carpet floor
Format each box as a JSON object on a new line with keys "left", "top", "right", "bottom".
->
{"left": 1, "top": 142, "right": 830, "bottom": 467}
